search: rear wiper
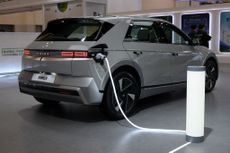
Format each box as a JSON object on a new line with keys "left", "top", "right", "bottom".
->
{"left": 48, "top": 36, "right": 69, "bottom": 41}
{"left": 37, "top": 33, "right": 54, "bottom": 40}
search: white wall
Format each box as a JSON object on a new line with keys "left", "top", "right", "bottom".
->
{"left": 107, "top": 0, "right": 141, "bottom": 14}
{"left": 0, "top": 10, "right": 43, "bottom": 32}
{"left": 86, "top": 2, "right": 106, "bottom": 16}
{"left": 44, "top": 1, "right": 83, "bottom": 24}
{"left": 0, "top": 0, "right": 74, "bottom": 11}
{"left": 86, "top": 0, "right": 106, "bottom": 4}
{"left": 0, "top": 32, "right": 39, "bottom": 74}
{"left": 44, "top": 0, "right": 107, "bottom": 24}
{"left": 142, "top": 0, "right": 175, "bottom": 10}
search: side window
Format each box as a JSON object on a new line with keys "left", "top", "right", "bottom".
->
{"left": 152, "top": 22, "right": 170, "bottom": 43}
{"left": 125, "top": 21, "right": 157, "bottom": 42}
{"left": 153, "top": 21, "right": 189, "bottom": 45}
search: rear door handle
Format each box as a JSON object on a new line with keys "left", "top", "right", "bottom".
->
{"left": 133, "top": 51, "right": 143, "bottom": 55}
{"left": 172, "top": 52, "right": 179, "bottom": 56}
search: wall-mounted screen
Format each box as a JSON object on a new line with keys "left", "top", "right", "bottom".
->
{"left": 151, "top": 16, "right": 173, "bottom": 23}
{"left": 182, "top": 13, "right": 210, "bottom": 35}
{"left": 220, "top": 12, "right": 230, "bottom": 52}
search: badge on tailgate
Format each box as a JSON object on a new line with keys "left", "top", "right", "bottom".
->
{"left": 31, "top": 73, "right": 55, "bottom": 83}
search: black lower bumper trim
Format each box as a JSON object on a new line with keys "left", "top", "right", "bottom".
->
{"left": 19, "top": 82, "right": 79, "bottom": 96}
{"left": 19, "top": 82, "right": 83, "bottom": 104}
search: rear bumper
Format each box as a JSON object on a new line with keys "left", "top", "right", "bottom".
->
{"left": 18, "top": 71, "right": 103, "bottom": 105}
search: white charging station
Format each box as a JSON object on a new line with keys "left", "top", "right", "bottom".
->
{"left": 186, "top": 66, "right": 206, "bottom": 143}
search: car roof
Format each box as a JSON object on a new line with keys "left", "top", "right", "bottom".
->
{"left": 95, "top": 16, "right": 167, "bottom": 24}
{"left": 48, "top": 16, "right": 169, "bottom": 25}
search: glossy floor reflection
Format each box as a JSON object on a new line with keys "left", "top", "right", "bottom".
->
{"left": 0, "top": 64, "right": 229, "bottom": 153}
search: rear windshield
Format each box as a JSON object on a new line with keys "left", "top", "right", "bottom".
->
{"left": 36, "top": 18, "right": 113, "bottom": 41}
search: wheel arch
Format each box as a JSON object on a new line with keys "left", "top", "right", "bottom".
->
{"left": 101, "top": 62, "right": 143, "bottom": 92}
{"left": 113, "top": 65, "right": 141, "bottom": 85}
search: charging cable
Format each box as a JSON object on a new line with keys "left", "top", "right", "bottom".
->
{"left": 104, "top": 57, "right": 185, "bottom": 135}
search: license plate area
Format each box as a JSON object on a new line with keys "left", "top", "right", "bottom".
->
{"left": 31, "top": 73, "right": 55, "bottom": 83}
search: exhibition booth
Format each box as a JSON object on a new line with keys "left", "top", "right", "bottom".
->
{"left": 0, "top": 1, "right": 230, "bottom": 153}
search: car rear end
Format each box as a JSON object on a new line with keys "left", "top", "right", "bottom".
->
{"left": 18, "top": 18, "right": 114, "bottom": 105}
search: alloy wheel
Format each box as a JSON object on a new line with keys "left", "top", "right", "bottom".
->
{"left": 205, "top": 60, "right": 218, "bottom": 92}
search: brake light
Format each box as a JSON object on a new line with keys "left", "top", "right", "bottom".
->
{"left": 24, "top": 49, "right": 30, "bottom": 56}
{"left": 60, "top": 51, "right": 88, "bottom": 58}
{"left": 74, "top": 51, "right": 88, "bottom": 58}
{"left": 61, "top": 52, "right": 74, "bottom": 57}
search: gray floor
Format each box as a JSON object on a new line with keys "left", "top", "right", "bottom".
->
{"left": 0, "top": 64, "right": 230, "bottom": 153}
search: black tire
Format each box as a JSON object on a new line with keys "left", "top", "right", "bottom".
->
{"left": 101, "top": 71, "right": 140, "bottom": 120}
{"left": 34, "top": 97, "right": 60, "bottom": 105}
{"left": 205, "top": 60, "right": 218, "bottom": 92}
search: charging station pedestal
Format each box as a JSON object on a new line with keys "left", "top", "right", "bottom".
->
{"left": 186, "top": 66, "right": 206, "bottom": 143}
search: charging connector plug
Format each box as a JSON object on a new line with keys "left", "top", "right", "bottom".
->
{"left": 89, "top": 43, "right": 108, "bottom": 64}
{"left": 93, "top": 53, "right": 106, "bottom": 64}
{"left": 95, "top": 53, "right": 106, "bottom": 60}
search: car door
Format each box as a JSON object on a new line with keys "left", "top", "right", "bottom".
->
{"left": 123, "top": 20, "right": 173, "bottom": 87}
{"left": 154, "top": 22, "right": 203, "bottom": 83}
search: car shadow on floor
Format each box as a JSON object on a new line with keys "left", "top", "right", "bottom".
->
{"left": 19, "top": 103, "right": 107, "bottom": 123}
{"left": 18, "top": 89, "right": 187, "bottom": 126}
{"left": 132, "top": 89, "right": 187, "bottom": 115}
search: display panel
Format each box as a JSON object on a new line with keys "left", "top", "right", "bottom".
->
{"left": 220, "top": 12, "right": 230, "bottom": 52}
{"left": 151, "top": 16, "right": 173, "bottom": 23}
{"left": 182, "top": 13, "right": 210, "bottom": 35}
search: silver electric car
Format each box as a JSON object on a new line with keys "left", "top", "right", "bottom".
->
{"left": 19, "top": 16, "right": 218, "bottom": 119}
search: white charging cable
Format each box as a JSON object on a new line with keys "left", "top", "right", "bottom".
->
{"left": 104, "top": 57, "right": 185, "bottom": 135}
